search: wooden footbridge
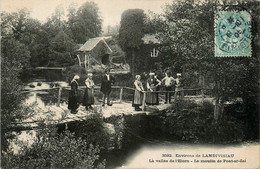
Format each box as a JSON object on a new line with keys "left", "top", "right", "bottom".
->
{"left": 13, "top": 86, "right": 213, "bottom": 130}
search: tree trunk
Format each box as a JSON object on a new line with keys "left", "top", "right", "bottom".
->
{"left": 131, "top": 48, "right": 136, "bottom": 77}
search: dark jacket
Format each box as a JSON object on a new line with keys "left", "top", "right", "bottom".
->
{"left": 68, "top": 80, "right": 79, "bottom": 110}
{"left": 100, "top": 74, "right": 115, "bottom": 93}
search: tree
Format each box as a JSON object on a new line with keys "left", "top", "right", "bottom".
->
{"left": 48, "top": 30, "right": 77, "bottom": 67}
{"left": 1, "top": 9, "right": 42, "bottom": 46}
{"left": 29, "top": 5, "right": 78, "bottom": 67}
{"left": 118, "top": 9, "right": 146, "bottom": 76}
{"left": 150, "top": 0, "right": 259, "bottom": 133}
{"left": 1, "top": 37, "right": 31, "bottom": 151}
{"left": 68, "top": 2, "right": 102, "bottom": 43}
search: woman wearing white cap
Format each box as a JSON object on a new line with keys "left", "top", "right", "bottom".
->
{"left": 83, "top": 73, "right": 95, "bottom": 110}
{"left": 146, "top": 72, "right": 161, "bottom": 105}
{"left": 174, "top": 73, "right": 184, "bottom": 99}
{"left": 133, "top": 75, "right": 144, "bottom": 111}
{"left": 68, "top": 75, "right": 80, "bottom": 114}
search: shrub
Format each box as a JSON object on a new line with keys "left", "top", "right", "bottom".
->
{"left": 1, "top": 128, "right": 106, "bottom": 169}
{"left": 161, "top": 100, "right": 245, "bottom": 143}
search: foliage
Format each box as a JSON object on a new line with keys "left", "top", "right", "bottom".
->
{"left": 161, "top": 100, "right": 245, "bottom": 143}
{"left": 1, "top": 2, "right": 103, "bottom": 68}
{"left": 118, "top": 9, "right": 146, "bottom": 76}
{"left": 119, "top": 9, "right": 145, "bottom": 50}
{"left": 66, "top": 112, "right": 112, "bottom": 150}
{"left": 148, "top": 0, "right": 259, "bottom": 84}
{"left": 1, "top": 9, "right": 41, "bottom": 43}
{"left": 146, "top": 0, "right": 259, "bottom": 122}
{"left": 48, "top": 30, "right": 77, "bottom": 67}
{"left": 68, "top": 1, "right": 102, "bottom": 44}
{"left": 1, "top": 37, "right": 32, "bottom": 149}
{"left": 108, "top": 36, "right": 126, "bottom": 64}
{"left": 1, "top": 128, "right": 106, "bottom": 169}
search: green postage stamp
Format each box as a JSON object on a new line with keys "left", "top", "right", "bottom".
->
{"left": 215, "top": 11, "right": 251, "bottom": 57}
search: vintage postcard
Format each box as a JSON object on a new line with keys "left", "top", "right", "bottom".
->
{"left": 1, "top": 0, "right": 259, "bottom": 168}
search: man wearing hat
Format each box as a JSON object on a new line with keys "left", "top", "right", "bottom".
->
{"left": 68, "top": 75, "right": 80, "bottom": 114}
{"left": 101, "top": 68, "right": 115, "bottom": 106}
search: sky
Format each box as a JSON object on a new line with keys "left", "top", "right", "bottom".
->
{"left": 1, "top": 0, "right": 172, "bottom": 28}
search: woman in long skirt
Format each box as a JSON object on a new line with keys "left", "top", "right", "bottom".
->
{"left": 68, "top": 75, "right": 80, "bottom": 114}
{"left": 83, "top": 73, "right": 95, "bottom": 110}
{"left": 146, "top": 72, "right": 161, "bottom": 105}
{"left": 133, "top": 75, "right": 144, "bottom": 111}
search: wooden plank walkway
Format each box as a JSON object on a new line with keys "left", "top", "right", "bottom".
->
{"left": 13, "top": 101, "right": 172, "bottom": 129}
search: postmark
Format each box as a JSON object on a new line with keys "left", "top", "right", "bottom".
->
{"left": 215, "top": 11, "right": 251, "bottom": 57}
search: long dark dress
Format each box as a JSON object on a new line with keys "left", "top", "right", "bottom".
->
{"left": 146, "top": 78, "right": 159, "bottom": 105}
{"left": 83, "top": 78, "right": 95, "bottom": 106}
{"left": 68, "top": 80, "right": 79, "bottom": 110}
{"left": 132, "top": 80, "right": 144, "bottom": 106}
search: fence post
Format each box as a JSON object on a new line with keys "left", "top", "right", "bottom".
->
{"left": 35, "top": 92, "right": 37, "bottom": 103}
{"left": 142, "top": 92, "right": 146, "bottom": 111}
{"left": 57, "top": 87, "right": 62, "bottom": 107}
{"left": 119, "top": 87, "right": 123, "bottom": 103}
{"left": 167, "top": 91, "right": 169, "bottom": 104}
{"left": 201, "top": 88, "right": 205, "bottom": 102}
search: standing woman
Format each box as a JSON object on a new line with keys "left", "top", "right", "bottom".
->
{"left": 133, "top": 75, "right": 144, "bottom": 111}
{"left": 83, "top": 73, "right": 95, "bottom": 110}
{"left": 146, "top": 72, "right": 161, "bottom": 105}
{"left": 68, "top": 75, "right": 80, "bottom": 114}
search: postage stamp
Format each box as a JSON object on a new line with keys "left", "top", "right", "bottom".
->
{"left": 215, "top": 11, "right": 251, "bottom": 57}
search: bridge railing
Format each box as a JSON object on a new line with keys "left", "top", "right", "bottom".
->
{"left": 139, "top": 87, "right": 212, "bottom": 111}
{"left": 21, "top": 86, "right": 135, "bottom": 107}
{"left": 21, "top": 86, "right": 212, "bottom": 111}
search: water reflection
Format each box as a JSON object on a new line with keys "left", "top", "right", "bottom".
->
{"left": 23, "top": 81, "right": 70, "bottom": 108}
{"left": 24, "top": 92, "right": 46, "bottom": 107}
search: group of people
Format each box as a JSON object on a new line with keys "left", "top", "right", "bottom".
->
{"left": 68, "top": 69, "right": 115, "bottom": 114}
{"left": 68, "top": 68, "right": 183, "bottom": 114}
{"left": 132, "top": 72, "right": 183, "bottom": 111}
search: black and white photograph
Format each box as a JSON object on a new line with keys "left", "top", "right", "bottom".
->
{"left": 1, "top": 0, "right": 259, "bottom": 168}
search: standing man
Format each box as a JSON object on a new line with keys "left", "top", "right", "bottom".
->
{"left": 162, "top": 72, "right": 175, "bottom": 104}
{"left": 101, "top": 68, "right": 115, "bottom": 106}
{"left": 68, "top": 75, "right": 80, "bottom": 114}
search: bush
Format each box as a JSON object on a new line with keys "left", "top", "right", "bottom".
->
{"left": 1, "top": 128, "right": 106, "bottom": 169}
{"left": 161, "top": 100, "right": 245, "bottom": 143}
{"left": 66, "top": 113, "right": 112, "bottom": 150}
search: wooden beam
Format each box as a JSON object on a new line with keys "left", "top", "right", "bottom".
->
{"left": 119, "top": 87, "right": 123, "bottom": 103}
{"left": 76, "top": 54, "right": 81, "bottom": 66}
{"left": 84, "top": 53, "right": 87, "bottom": 68}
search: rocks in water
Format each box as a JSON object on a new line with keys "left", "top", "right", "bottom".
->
{"left": 50, "top": 83, "right": 54, "bottom": 88}
{"left": 37, "top": 82, "right": 42, "bottom": 86}
{"left": 54, "top": 83, "right": 60, "bottom": 87}
{"left": 29, "top": 84, "right": 35, "bottom": 88}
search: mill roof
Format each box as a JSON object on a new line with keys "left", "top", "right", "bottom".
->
{"left": 78, "top": 36, "right": 112, "bottom": 52}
